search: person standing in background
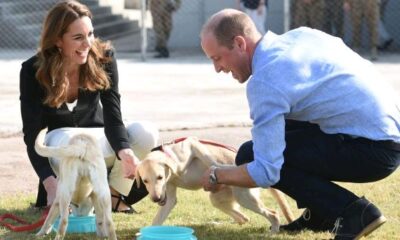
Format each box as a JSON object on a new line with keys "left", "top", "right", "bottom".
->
{"left": 377, "top": 0, "right": 393, "bottom": 50}
{"left": 237, "top": 0, "right": 268, "bottom": 35}
{"left": 344, "top": 0, "right": 380, "bottom": 60}
{"left": 293, "top": 0, "right": 325, "bottom": 30}
{"left": 150, "top": 0, "right": 181, "bottom": 58}
{"left": 323, "top": 0, "right": 344, "bottom": 39}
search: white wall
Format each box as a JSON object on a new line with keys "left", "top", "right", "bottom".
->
{"left": 168, "top": 0, "right": 285, "bottom": 49}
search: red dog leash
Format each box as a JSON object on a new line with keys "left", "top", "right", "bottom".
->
{"left": 170, "top": 137, "right": 237, "bottom": 152}
{"left": 0, "top": 207, "right": 49, "bottom": 232}
{"left": 157, "top": 137, "right": 237, "bottom": 154}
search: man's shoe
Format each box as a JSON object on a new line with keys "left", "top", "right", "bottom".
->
{"left": 154, "top": 46, "right": 162, "bottom": 53}
{"left": 280, "top": 209, "right": 333, "bottom": 232}
{"left": 154, "top": 47, "right": 169, "bottom": 58}
{"left": 332, "top": 197, "right": 386, "bottom": 240}
{"left": 377, "top": 38, "right": 393, "bottom": 51}
{"left": 154, "top": 52, "right": 169, "bottom": 58}
{"left": 370, "top": 47, "right": 378, "bottom": 61}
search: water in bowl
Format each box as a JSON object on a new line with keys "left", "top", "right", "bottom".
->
{"left": 138, "top": 226, "right": 197, "bottom": 240}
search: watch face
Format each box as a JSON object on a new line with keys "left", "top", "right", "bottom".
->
{"left": 209, "top": 167, "right": 218, "bottom": 184}
{"left": 209, "top": 174, "right": 217, "bottom": 184}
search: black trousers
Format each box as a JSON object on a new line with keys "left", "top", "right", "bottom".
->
{"left": 236, "top": 121, "right": 400, "bottom": 220}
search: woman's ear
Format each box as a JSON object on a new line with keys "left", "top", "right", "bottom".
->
{"left": 55, "top": 38, "right": 63, "bottom": 48}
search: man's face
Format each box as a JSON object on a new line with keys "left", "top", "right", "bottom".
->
{"left": 201, "top": 32, "right": 251, "bottom": 83}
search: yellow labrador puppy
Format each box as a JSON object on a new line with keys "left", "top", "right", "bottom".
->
{"left": 34, "top": 128, "right": 117, "bottom": 240}
{"left": 135, "top": 137, "right": 294, "bottom": 233}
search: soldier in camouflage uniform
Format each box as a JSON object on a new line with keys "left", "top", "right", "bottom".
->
{"left": 344, "top": 0, "right": 380, "bottom": 60}
{"left": 150, "top": 0, "right": 181, "bottom": 58}
{"left": 293, "top": 0, "right": 325, "bottom": 30}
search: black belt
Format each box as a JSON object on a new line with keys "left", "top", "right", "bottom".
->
{"left": 355, "top": 137, "right": 400, "bottom": 151}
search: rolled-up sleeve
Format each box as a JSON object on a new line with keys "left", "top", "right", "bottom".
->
{"left": 246, "top": 79, "right": 289, "bottom": 187}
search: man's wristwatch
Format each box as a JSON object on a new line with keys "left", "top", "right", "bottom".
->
{"left": 209, "top": 166, "right": 219, "bottom": 185}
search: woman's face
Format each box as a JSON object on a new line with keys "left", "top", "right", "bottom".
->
{"left": 57, "top": 16, "right": 94, "bottom": 67}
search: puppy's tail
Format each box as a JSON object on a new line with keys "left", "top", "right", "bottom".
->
{"left": 34, "top": 128, "right": 86, "bottom": 159}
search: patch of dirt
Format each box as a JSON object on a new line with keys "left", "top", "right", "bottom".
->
{"left": 0, "top": 136, "right": 39, "bottom": 196}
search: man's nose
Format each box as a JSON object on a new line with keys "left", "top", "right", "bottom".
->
{"left": 214, "top": 63, "right": 222, "bottom": 73}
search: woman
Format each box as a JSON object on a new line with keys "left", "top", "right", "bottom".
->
{"left": 19, "top": 0, "right": 158, "bottom": 213}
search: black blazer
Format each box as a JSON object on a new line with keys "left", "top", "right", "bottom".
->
{"left": 19, "top": 52, "right": 130, "bottom": 181}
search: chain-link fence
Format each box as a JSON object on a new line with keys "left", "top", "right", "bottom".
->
{"left": 0, "top": 0, "right": 399, "bottom": 60}
{"left": 0, "top": 0, "right": 142, "bottom": 59}
{"left": 288, "top": 0, "right": 397, "bottom": 58}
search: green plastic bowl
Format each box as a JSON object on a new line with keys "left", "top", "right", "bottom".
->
{"left": 52, "top": 215, "right": 96, "bottom": 233}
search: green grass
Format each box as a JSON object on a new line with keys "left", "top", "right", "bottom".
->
{"left": 1, "top": 169, "right": 399, "bottom": 240}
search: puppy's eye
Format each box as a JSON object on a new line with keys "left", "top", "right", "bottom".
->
{"left": 157, "top": 176, "right": 163, "bottom": 180}
{"left": 143, "top": 179, "right": 148, "bottom": 184}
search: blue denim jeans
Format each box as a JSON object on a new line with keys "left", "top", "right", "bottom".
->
{"left": 236, "top": 121, "right": 400, "bottom": 220}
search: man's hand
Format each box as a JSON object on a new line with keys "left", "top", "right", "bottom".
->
{"left": 43, "top": 176, "right": 57, "bottom": 206}
{"left": 201, "top": 167, "right": 223, "bottom": 192}
{"left": 118, "top": 148, "right": 139, "bottom": 179}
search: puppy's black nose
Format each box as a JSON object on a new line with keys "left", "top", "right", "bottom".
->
{"left": 152, "top": 196, "right": 161, "bottom": 202}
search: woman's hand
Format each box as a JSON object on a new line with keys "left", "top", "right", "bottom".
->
{"left": 118, "top": 148, "right": 139, "bottom": 179}
{"left": 43, "top": 176, "right": 57, "bottom": 206}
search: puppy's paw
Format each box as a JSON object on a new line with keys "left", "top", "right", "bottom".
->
{"left": 96, "top": 223, "right": 107, "bottom": 238}
{"left": 55, "top": 234, "right": 65, "bottom": 240}
{"left": 35, "top": 230, "right": 45, "bottom": 237}
{"left": 270, "top": 224, "right": 279, "bottom": 234}
{"left": 36, "top": 227, "right": 51, "bottom": 236}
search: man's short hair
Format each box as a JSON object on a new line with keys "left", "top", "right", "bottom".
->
{"left": 202, "top": 9, "right": 257, "bottom": 49}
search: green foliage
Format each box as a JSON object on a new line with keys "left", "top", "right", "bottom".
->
{"left": 1, "top": 170, "right": 399, "bottom": 240}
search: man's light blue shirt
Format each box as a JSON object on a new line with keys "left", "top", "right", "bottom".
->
{"left": 246, "top": 27, "right": 400, "bottom": 188}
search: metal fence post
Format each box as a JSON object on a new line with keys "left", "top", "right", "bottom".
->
{"left": 140, "top": 0, "right": 147, "bottom": 61}
{"left": 283, "top": 0, "right": 290, "bottom": 33}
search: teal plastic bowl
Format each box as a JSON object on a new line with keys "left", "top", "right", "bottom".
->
{"left": 52, "top": 215, "right": 96, "bottom": 233}
{"left": 138, "top": 226, "right": 197, "bottom": 240}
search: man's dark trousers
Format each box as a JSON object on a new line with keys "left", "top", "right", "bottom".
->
{"left": 236, "top": 121, "right": 400, "bottom": 221}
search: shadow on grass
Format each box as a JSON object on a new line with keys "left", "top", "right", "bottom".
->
{"left": 1, "top": 217, "right": 315, "bottom": 240}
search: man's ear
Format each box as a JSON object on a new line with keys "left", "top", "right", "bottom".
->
{"left": 233, "top": 35, "right": 247, "bottom": 51}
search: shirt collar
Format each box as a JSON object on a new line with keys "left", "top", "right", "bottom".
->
{"left": 252, "top": 31, "right": 278, "bottom": 72}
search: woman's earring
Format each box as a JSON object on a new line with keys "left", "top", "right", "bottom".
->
{"left": 58, "top": 47, "right": 62, "bottom": 53}
{"left": 52, "top": 78, "right": 56, "bottom": 87}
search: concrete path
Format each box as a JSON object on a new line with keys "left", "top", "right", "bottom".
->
{"left": 0, "top": 50, "right": 399, "bottom": 137}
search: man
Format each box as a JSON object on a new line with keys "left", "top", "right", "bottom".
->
{"left": 200, "top": 9, "right": 400, "bottom": 240}
{"left": 293, "top": 0, "right": 325, "bottom": 30}
{"left": 323, "top": 0, "right": 344, "bottom": 39}
{"left": 150, "top": 0, "right": 181, "bottom": 58}
{"left": 237, "top": 0, "right": 268, "bottom": 35}
{"left": 344, "top": 0, "right": 380, "bottom": 60}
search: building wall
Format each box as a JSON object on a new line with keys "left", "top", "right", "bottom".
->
{"left": 168, "top": 0, "right": 288, "bottom": 49}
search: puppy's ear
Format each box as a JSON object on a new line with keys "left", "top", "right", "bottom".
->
{"left": 163, "top": 158, "right": 178, "bottom": 175}
{"left": 134, "top": 164, "right": 141, "bottom": 188}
